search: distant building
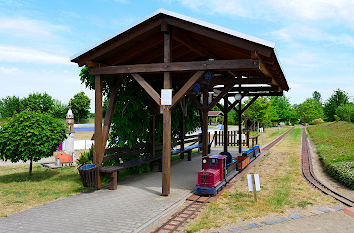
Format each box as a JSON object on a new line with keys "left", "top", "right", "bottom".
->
{"left": 55, "top": 153, "right": 74, "bottom": 167}
{"left": 208, "top": 111, "right": 224, "bottom": 125}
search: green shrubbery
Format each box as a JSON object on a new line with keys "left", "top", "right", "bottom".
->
{"left": 308, "top": 122, "right": 354, "bottom": 189}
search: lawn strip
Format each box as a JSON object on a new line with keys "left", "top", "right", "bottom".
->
{"left": 185, "top": 128, "right": 335, "bottom": 232}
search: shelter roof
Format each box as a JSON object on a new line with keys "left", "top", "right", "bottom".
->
{"left": 71, "top": 9, "right": 289, "bottom": 92}
{"left": 208, "top": 111, "right": 224, "bottom": 117}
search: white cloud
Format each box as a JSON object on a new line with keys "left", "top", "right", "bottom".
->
{"left": 174, "top": 0, "right": 251, "bottom": 17}
{"left": 173, "top": 0, "right": 354, "bottom": 24}
{"left": 266, "top": 0, "right": 354, "bottom": 22}
{"left": 0, "top": 66, "right": 20, "bottom": 75}
{"left": 0, "top": 45, "right": 72, "bottom": 65}
{"left": 272, "top": 24, "right": 354, "bottom": 47}
{"left": 0, "top": 17, "right": 68, "bottom": 39}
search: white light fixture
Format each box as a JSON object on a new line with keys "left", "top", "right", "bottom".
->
{"left": 234, "top": 93, "right": 242, "bottom": 101}
{"left": 213, "top": 88, "right": 222, "bottom": 96}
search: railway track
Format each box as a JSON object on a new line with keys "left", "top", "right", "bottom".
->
{"left": 301, "top": 128, "right": 354, "bottom": 207}
{"left": 153, "top": 127, "right": 294, "bottom": 233}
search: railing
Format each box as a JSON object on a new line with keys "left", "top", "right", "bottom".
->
{"left": 212, "top": 130, "right": 250, "bottom": 147}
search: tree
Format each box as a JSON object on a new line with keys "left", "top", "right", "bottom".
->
{"left": 50, "top": 100, "right": 69, "bottom": 119}
{"left": 0, "top": 109, "right": 67, "bottom": 176}
{"left": 336, "top": 103, "right": 354, "bottom": 122}
{"left": 244, "top": 97, "right": 271, "bottom": 126}
{"left": 69, "top": 92, "right": 91, "bottom": 123}
{"left": 0, "top": 96, "right": 22, "bottom": 118}
{"left": 296, "top": 98, "right": 324, "bottom": 124}
{"left": 268, "top": 96, "right": 293, "bottom": 123}
{"left": 21, "top": 93, "right": 54, "bottom": 113}
{"left": 312, "top": 91, "right": 322, "bottom": 105}
{"left": 79, "top": 66, "right": 200, "bottom": 150}
{"left": 324, "top": 89, "right": 349, "bottom": 121}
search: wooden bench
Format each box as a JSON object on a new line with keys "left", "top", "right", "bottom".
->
{"left": 250, "top": 134, "right": 260, "bottom": 147}
{"left": 100, "top": 134, "right": 215, "bottom": 190}
{"left": 100, "top": 144, "right": 162, "bottom": 190}
{"left": 171, "top": 133, "right": 215, "bottom": 160}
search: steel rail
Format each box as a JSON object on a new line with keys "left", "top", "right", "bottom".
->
{"left": 301, "top": 128, "right": 354, "bottom": 207}
{"left": 153, "top": 127, "right": 295, "bottom": 233}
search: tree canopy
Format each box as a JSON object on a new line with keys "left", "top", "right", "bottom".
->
{"left": 79, "top": 66, "right": 200, "bottom": 149}
{"left": 21, "top": 93, "right": 54, "bottom": 113}
{"left": 336, "top": 103, "right": 354, "bottom": 122}
{"left": 0, "top": 96, "right": 22, "bottom": 118}
{"left": 312, "top": 91, "right": 322, "bottom": 104}
{"left": 296, "top": 98, "right": 324, "bottom": 124}
{"left": 0, "top": 109, "right": 67, "bottom": 176}
{"left": 324, "top": 89, "right": 349, "bottom": 121}
{"left": 69, "top": 92, "right": 91, "bottom": 123}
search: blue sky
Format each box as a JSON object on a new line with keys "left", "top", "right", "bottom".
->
{"left": 0, "top": 0, "right": 353, "bottom": 111}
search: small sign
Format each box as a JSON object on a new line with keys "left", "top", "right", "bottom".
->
{"left": 161, "top": 89, "right": 172, "bottom": 106}
{"left": 259, "top": 128, "right": 264, "bottom": 133}
{"left": 237, "top": 134, "right": 246, "bottom": 141}
{"left": 247, "top": 174, "right": 261, "bottom": 191}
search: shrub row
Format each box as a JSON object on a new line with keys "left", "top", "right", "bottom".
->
{"left": 308, "top": 122, "right": 354, "bottom": 190}
{"left": 323, "top": 161, "right": 354, "bottom": 189}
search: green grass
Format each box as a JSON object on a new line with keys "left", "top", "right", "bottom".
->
{"left": 185, "top": 127, "right": 335, "bottom": 232}
{"left": 307, "top": 122, "right": 354, "bottom": 189}
{"left": 0, "top": 164, "right": 87, "bottom": 217}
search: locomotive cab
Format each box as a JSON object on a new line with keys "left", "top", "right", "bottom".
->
{"left": 196, "top": 155, "right": 227, "bottom": 196}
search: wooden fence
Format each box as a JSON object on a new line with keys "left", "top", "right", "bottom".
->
{"left": 210, "top": 131, "right": 250, "bottom": 147}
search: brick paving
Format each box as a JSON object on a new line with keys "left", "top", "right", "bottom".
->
{"left": 0, "top": 151, "right": 215, "bottom": 233}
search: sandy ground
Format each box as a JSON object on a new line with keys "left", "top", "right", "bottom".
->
{"left": 308, "top": 137, "right": 354, "bottom": 200}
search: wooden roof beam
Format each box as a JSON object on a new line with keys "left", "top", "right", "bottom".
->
{"left": 166, "top": 17, "right": 273, "bottom": 57}
{"left": 215, "top": 86, "right": 278, "bottom": 92}
{"left": 109, "top": 37, "right": 164, "bottom": 65}
{"left": 252, "top": 51, "right": 281, "bottom": 90}
{"left": 90, "top": 59, "right": 259, "bottom": 75}
{"left": 211, "top": 76, "right": 272, "bottom": 85}
{"left": 172, "top": 29, "right": 215, "bottom": 58}
{"left": 73, "top": 20, "right": 162, "bottom": 66}
{"left": 132, "top": 73, "right": 161, "bottom": 105}
{"left": 228, "top": 91, "right": 283, "bottom": 96}
{"left": 171, "top": 71, "right": 205, "bottom": 108}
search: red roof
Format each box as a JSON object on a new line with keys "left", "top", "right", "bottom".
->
{"left": 55, "top": 153, "right": 73, "bottom": 163}
{"left": 208, "top": 111, "right": 223, "bottom": 117}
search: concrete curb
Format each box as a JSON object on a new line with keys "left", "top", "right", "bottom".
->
{"left": 134, "top": 191, "right": 193, "bottom": 233}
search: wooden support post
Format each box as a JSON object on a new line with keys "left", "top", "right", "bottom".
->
{"left": 223, "top": 96, "right": 228, "bottom": 152}
{"left": 94, "top": 75, "right": 103, "bottom": 188}
{"left": 238, "top": 99, "right": 242, "bottom": 154}
{"left": 103, "top": 79, "right": 121, "bottom": 147}
{"left": 215, "top": 131, "right": 217, "bottom": 147}
{"left": 162, "top": 29, "right": 172, "bottom": 196}
{"left": 150, "top": 114, "right": 156, "bottom": 158}
{"left": 202, "top": 87, "right": 209, "bottom": 156}
{"left": 180, "top": 108, "right": 185, "bottom": 160}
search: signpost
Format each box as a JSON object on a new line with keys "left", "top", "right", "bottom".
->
{"left": 247, "top": 174, "right": 260, "bottom": 201}
{"left": 259, "top": 127, "right": 264, "bottom": 144}
{"left": 161, "top": 89, "right": 172, "bottom": 106}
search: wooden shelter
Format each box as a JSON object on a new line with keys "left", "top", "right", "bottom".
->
{"left": 71, "top": 9, "right": 289, "bottom": 196}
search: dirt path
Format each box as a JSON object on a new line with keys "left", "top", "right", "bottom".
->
{"left": 308, "top": 137, "right": 354, "bottom": 200}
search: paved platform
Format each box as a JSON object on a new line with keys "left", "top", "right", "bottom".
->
{"left": 0, "top": 148, "right": 227, "bottom": 233}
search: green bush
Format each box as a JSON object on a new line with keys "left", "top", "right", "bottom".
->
{"left": 76, "top": 146, "right": 94, "bottom": 167}
{"left": 324, "top": 161, "right": 354, "bottom": 189}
